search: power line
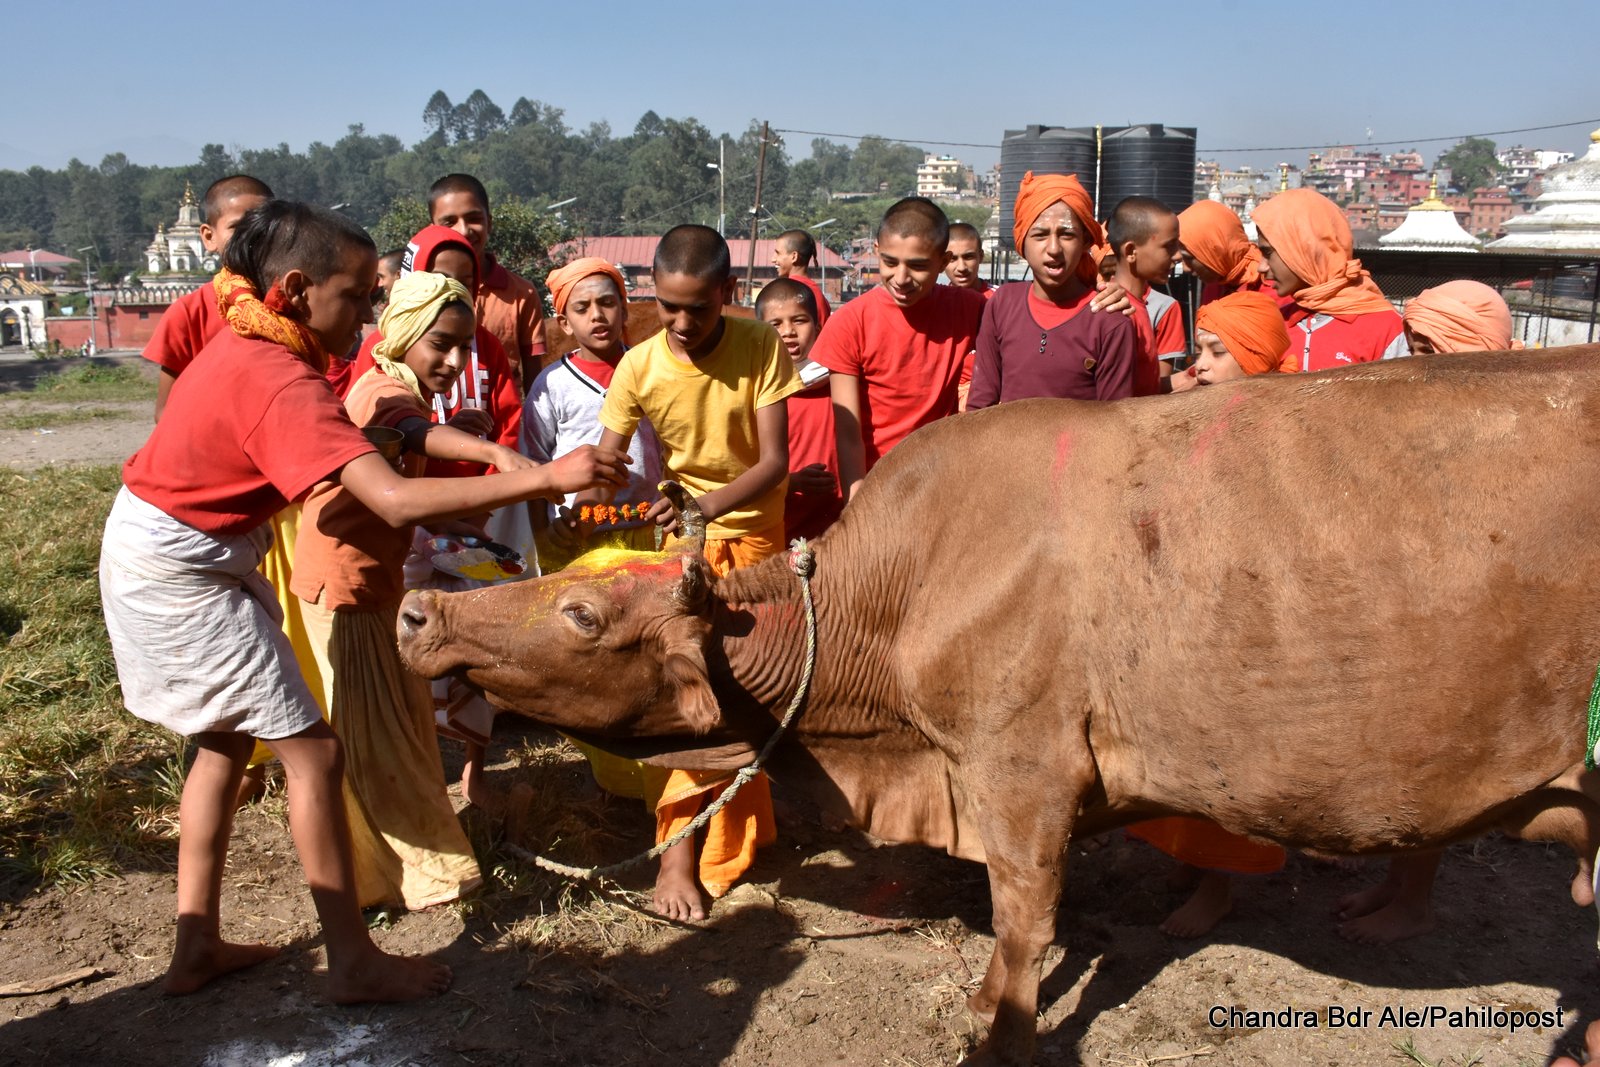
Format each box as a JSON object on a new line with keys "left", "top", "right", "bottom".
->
{"left": 772, "top": 118, "right": 1600, "bottom": 156}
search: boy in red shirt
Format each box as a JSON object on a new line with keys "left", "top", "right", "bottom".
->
{"left": 771, "top": 229, "right": 831, "bottom": 325}
{"left": 810, "top": 197, "right": 985, "bottom": 500}
{"left": 757, "top": 277, "right": 841, "bottom": 541}
{"left": 1107, "top": 196, "right": 1185, "bottom": 394}
{"left": 944, "top": 222, "right": 991, "bottom": 295}
{"left": 143, "top": 174, "right": 273, "bottom": 419}
{"left": 428, "top": 173, "right": 547, "bottom": 391}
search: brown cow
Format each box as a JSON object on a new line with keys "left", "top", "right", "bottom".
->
{"left": 399, "top": 347, "right": 1600, "bottom": 1065}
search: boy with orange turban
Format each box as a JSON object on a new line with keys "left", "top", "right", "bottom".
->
{"left": 1177, "top": 199, "right": 1275, "bottom": 307}
{"left": 1252, "top": 188, "right": 1407, "bottom": 370}
{"left": 1403, "top": 280, "right": 1520, "bottom": 354}
{"left": 968, "top": 172, "right": 1139, "bottom": 408}
{"left": 1326, "top": 284, "right": 1518, "bottom": 945}
{"left": 525, "top": 256, "right": 662, "bottom": 570}
{"left": 1129, "top": 289, "right": 1292, "bottom": 935}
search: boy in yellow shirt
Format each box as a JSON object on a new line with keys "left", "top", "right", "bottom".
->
{"left": 588, "top": 223, "right": 796, "bottom": 920}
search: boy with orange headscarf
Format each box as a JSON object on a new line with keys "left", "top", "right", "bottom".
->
{"left": 1403, "top": 280, "right": 1520, "bottom": 355}
{"left": 968, "top": 172, "right": 1139, "bottom": 408}
{"left": 1327, "top": 280, "right": 1520, "bottom": 945}
{"left": 1129, "top": 289, "right": 1293, "bottom": 937}
{"left": 1252, "top": 188, "right": 1407, "bottom": 370}
{"left": 1177, "top": 199, "right": 1275, "bottom": 307}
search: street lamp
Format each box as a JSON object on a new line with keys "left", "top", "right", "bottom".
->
{"left": 542, "top": 197, "right": 578, "bottom": 213}
{"left": 77, "top": 245, "right": 97, "bottom": 356}
{"left": 707, "top": 137, "right": 726, "bottom": 236}
{"left": 808, "top": 218, "right": 837, "bottom": 302}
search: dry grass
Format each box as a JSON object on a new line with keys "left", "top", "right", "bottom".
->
{"left": 0, "top": 466, "right": 178, "bottom": 895}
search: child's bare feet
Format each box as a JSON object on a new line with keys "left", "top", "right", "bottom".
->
{"left": 1160, "top": 871, "right": 1232, "bottom": 938}
{"left": 1553, "top": 1018, "right": 1600, "bottom": 1066}
{"left": 1335, "top": 884, "right": 1434, "bottom": 943}
{"left": 163, "top": 934, "right": 280, "bottom": 995}
{"left": 1572, "top": 857, "right": 1595, "bottom": 907}
{"left": 460, "top": 742, "right": 493, "bottom": 810}
{"left": 652, "top": 837, "right": 707, "bottom": 922}
{"left": 327, "top": 947, "right": 452, "bottom": 1004}
{"left": 1336, "top": 851, "right": 1441, "bottom": 943}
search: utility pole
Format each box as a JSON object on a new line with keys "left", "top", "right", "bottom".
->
{"left": 77, "top": 245, "right": 97, "bottom": 356}
{"left": 745, "top": 121, "right": 770, "bottom": 301}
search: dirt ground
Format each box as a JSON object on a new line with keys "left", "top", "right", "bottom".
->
{"left": 0, "top": 353, "right": 154, "bottom": 468}
{"left": 2, "top": 357, "right": 1596, "bottom": 1066}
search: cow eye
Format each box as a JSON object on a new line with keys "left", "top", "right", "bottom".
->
{"left": 564, "top": 604, "right": 599, "bottom": 632}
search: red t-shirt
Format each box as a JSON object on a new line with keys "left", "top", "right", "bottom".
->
{"left": 566, "top": 351, "right": 618, "bottom": 389}
{"left": 1282, "top": 304, "right": 1406, "bottom": 372}
{"left": 784, "top": 379, "right": 842, "bottom": 542}
{"left": 809, "top": 284, "right": 985, "bottom": 469}
{"left": 1127, "top": 291, "right": 1166, "bottom": 398}
{"left": 141, "top": 281, "right": 224, "bottom": 375}
{"left": 347, "top": 325, "right": 522, "bottom": 478}
{"left": 790, "top": 273, "right": 831, "bottom": 326}
{"left": 122, "top": 331, "right": 374, "bottom": 536}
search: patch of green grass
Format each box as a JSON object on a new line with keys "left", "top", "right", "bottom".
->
{"left": 0, "top": 406, "right": 128, "bottom": 431}
{"left": 28, "top": 363, "right": 148, "bottom": 404}
{"left": 0, "top": 466, "right": 178, "bottom": 899}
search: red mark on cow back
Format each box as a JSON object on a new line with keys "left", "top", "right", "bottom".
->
{"left": 1049, "top": 430, "right": 1074, "bottom": 504}
{"left": 1189, "top": 393, "right": 1247, "bottom": 466}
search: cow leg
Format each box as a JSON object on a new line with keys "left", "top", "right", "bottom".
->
{"left": 963, "top": 742, "right": 1093, "bottom": 1066}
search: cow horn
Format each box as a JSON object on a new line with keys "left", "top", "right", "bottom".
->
{"left": 657, "top": 480, "right": 705, "bottom": 555}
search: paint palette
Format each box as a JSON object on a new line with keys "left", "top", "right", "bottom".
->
{"left": 425, "top": 535, "right": 527, "bottom": 582}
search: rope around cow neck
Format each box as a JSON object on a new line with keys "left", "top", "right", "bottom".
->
{"left": 505, "top": 539, "right": 818, "bottom": 884}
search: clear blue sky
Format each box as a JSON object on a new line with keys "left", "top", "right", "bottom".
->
{"left": 11, "top": 0, "right": 1599, "bottom": 176}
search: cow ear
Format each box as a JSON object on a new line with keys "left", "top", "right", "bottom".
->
{"left": 672, "top": 554, "right": 714, "bottom": 614}
{"left": 663, "top": 646, "right": 720, "bottom": 734}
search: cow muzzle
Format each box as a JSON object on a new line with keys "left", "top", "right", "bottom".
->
{"left": 396, "top": 588, "right": 450, "bottom": 676}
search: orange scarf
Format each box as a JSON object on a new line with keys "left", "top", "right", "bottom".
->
{"left": 1404, "top": 280, "right": 1521, "bottom": 352}
{"left": 1196, "top": 291, "right": 1296, "bottom": 374}
{"left": 1012, "top": 171, "right": 1102, "bottom": 285}
{"left": 547, "top": 256, "right": 628, "bottom": 317}
{"left": 1252, "top": 189, "right": 1393, "bottom": 317}
{"left": 1178, "top": 200, "right": 1262, "bottom": 289}
{"left": 213, "top": 267, "right": 330, "bottom": 370}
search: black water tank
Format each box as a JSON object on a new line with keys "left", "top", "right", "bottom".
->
{"left": 1099, "top": 124, "right": 1197, "bottom": 217}
{"left": 999, "top": 125, "right": 1096, "bottom": 251}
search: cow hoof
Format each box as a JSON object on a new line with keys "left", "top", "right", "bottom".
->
{"left": 966, "top": 991, "right": 998, "bottom": 1027}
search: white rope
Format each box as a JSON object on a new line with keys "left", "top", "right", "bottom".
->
{"left": 508, "top": 540, "right": 819, "bottom": 884}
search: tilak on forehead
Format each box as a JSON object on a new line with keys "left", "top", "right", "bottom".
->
{"left": 1012, "top": 171, "right": 1102, "bottom": 285}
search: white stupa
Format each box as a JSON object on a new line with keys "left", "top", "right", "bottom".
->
{"left": 1487, "top": 127, "right": 1600, "bottom": 253}
{"left": 1380, "top": 175, "right": 1480, "bottom": 252}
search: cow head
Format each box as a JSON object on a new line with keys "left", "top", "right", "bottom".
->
{"left": 397, "top": 484, "right": 759, "bottom": 768}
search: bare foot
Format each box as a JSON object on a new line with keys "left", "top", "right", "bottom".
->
{"left": 1160, "top": 871, "right": 1231, "bottom": 938}
{"left": 1338, "top": 896, "right": 1434, "bottom": 943}
{"left": 163, "top": 937, "right": 280, "bottom": 995}
{"left": 1573, "top": 858, "right": 1596, "bottom": 907}
{"left": 327, "top": 948, "right": 452, "bottom": 1004}
{"left": 652, "top": 838, "right": 707, "bottom": 922}
{"left": 1552, "top": 1018, "right": 1600, "bottom": 1066}
{"left": 460, "top": 757, "right": 495, "bottom": 811}
{"left": 234, "top": 765, "right": 267, "bottom": 810}
{"left": 1165, "top": 861, "right": 1203, "bottom": 892}
{"left": 1335, "top": 878, "right": 1397, "bottom": 921}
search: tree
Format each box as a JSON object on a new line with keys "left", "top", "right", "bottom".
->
{"left": 1438, "top": 137, "right": 1499, "bottom": 194}
{"left": 458, "top": 89, "right": 506, "bottom": 143}
{"left": 423, "top": 91, "right": 453, "bottom": 139}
